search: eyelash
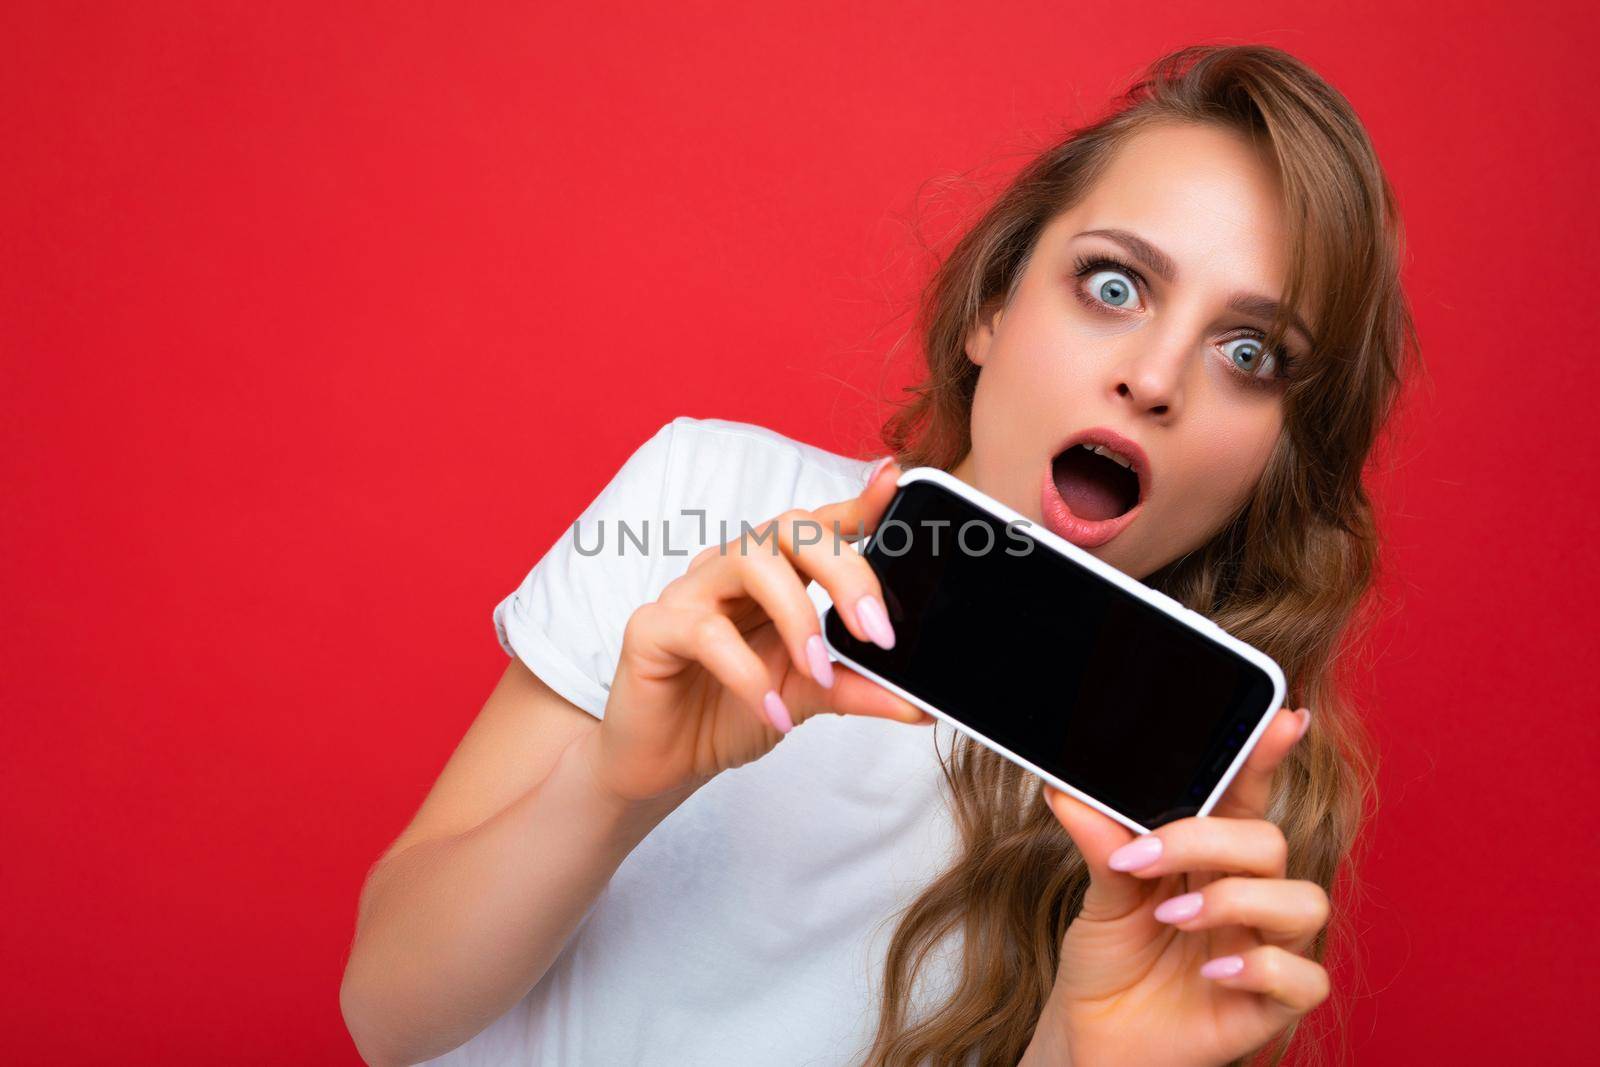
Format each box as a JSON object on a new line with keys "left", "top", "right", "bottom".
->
{"left": 1069, "top": 253, "right": 1295, "bottom": 383}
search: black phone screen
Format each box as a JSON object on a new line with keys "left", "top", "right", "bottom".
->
{"left": 821, "top": 478, "right": 1278, "bottom": 828}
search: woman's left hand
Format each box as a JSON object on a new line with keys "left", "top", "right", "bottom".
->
{"left": 1024, "top": 706, "right": 1327, "bottom": 1067}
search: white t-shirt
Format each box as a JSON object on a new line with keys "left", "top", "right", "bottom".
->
{"left": 428, "top": 416, "right": 963, "bottom": 1066}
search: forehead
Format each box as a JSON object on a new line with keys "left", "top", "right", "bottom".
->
{"left": 1051, "top": 122, "right": 1293, "bottom": 298}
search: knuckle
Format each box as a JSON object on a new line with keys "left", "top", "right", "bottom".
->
{"left": 722, "top": 532, "right": 754, "bottom": 565}
{"left": 657, "top": 572, "right": 694, "bottom": 605}
{"left": 725, "top": 541, "right": 770, "bottom": 582}
{"left": 621, "top": 604, "right": 653, "bottom": 646}
{"left": 1204, "top": 877, "right": 1242, "bottom": 916}
{"left": 1148, "top": 820, "right": 1188, "bottom": 857}
{"left": 1256, "top": 946, "right": 1286, "bottom": 986}
{"left": 1164, "top": 816, "right": 1203, "bottom": 838}
{"left": 743, "top": 541, "right": 786, "bottom": 575}
{"left": 1303, "top": 883, "right": 1332, "bottom": 928}
{"left": 753, "top": 520, "right": 789, "bottom": 560}
{"left": 776, "top": 508, "right": 824, "bottom": 553}
{"left": 739, "top": 548, "right": 795, "bottom": 596}
{"left": 729, "top": 522, "right": 773, "bottom": 563}
{"left": 690, "top": 611, "right": 731, "bottom": 653}
{"left": 1260, "top": 822, "right": 1289, "bottom": 868}
{"left": 1309, "top": 963, "right": 1332, "bottom": 1005}
{"left": 1171, "top": 816, "right": 1218, "bottom": 857}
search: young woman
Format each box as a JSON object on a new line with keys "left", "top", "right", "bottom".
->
{"left": 340, "top": 44, "right": 1417, "bottom": 1067}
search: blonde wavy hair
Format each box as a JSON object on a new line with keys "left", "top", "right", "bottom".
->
{"left": 861, "top": 44, "right": 1420, "bottom": 1066}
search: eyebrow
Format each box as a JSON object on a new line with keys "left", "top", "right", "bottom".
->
{"left": 1075, "top": 228, "right": 1316, "bottom": 346}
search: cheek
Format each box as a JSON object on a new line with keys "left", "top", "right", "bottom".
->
{"left": 1173, "top": 417, "right": 1281, "bottom": 521}
{"left": 988, "top": 323, "right": 1109, "bottom": 418}
{"left": 1063, "top": 303, "right": 1146, "bottom": 341}
{"left": 969, "top": 361, "right": 1053, "bottom": 500}
{"left": 974, "top": 334, "right": 1081, "bottom": 442}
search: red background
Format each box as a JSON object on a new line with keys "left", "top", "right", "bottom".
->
{"left": 4, "top": 2, "right": 1597, "bottom": 1062}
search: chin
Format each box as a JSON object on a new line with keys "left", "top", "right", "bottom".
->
{"left": 1095, "top": 542, "right": 1149, "bottom": 580}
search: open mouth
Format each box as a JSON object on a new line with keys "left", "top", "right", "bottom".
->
{"left": 1039, "top": 430, "right": 1149, "bottom": 548}
{"left": 1051, "top": 442, "right": 1141, "bottom": 522}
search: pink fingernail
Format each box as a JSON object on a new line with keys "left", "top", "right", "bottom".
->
{"left": 1294, "top": 707, "right": 1313, "bottom": 743}
{"left": 1153, "top": 891, "right": 1204, "bottom": 923}
{"left": 762, "top": 690, "right": 794, "bottom": 734}
{"left": 1200, "top": 955, "right": 1246, "bottom": 980}
{"left": 805, "top": 634, "right": 834, "bottom": 688}
{"left": 865, "top": 456, "right": 894, "bottom": 485}
{"left": 1107, "top": 835, "right": 1163, "bottom": 872}
{"left": 855, "top": 594, "right": 896, "bottom": 650}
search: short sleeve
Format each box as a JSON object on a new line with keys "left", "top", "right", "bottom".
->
{"left": 492, "top": 420, "right": 679, "bottom": 719}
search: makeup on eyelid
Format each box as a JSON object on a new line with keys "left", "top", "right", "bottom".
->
{"left": 1060, "top": 266, "right": 1146, "bottom": 338}
{"left": 1063, "top": 252, "right": 1294, "bottom": 383}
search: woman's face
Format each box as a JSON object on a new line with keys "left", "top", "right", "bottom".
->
{"left": 952, "top": 121, "right": 1315, "bottom": 580}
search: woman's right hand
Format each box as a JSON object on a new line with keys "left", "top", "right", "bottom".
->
{"left": 585, "top": 459, "right": 931, "bottom": 803}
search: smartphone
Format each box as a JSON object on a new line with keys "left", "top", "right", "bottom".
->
{"left": 821, "top": 466, "right": 1286, "bottom": 833}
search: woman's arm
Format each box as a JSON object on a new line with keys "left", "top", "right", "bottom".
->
{"left": 338, "top": 658, "right": 692, "bottom": 1067}
{"left": 341, "top": 460, "right": 924, "bottom": 1065}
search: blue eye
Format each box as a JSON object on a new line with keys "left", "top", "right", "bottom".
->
{"left": 1085, "top": 269, "right": 1141, "bottom": 310}
{"left": 1222, "top": 337, "right": 1279, "bottom": 378}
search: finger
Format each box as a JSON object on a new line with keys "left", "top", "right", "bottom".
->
{"left": 683, "top": 501, "right": 899, "bottom": 654}
{"left": 793, "top": 663, "right": 933, "bottom": 728}
{"left": 716, "top": 545, "right": 840, "bottom": 690}
{"left": 1211, "top": 706, "right": 1312, "bottom": 820}
{"left": 803, "top": 461, "right": 904, "bottom": 647}
{"left": 685, "top": 460, "right": 899, "bottom": 581}
{"left": 663, "top": 518, "right": 836, "bottom": 688}
{"left": 811, "top": 457, "right": 903, "bottom": 540}
{"left": 1198, "top": 944, "right": 1330, "bottom": 1018}
{"left": 1152, "top": 876, "right": 1330, "bottom": 953}
{"left": 1043, "top": 786, "right": 1144, "bottom": 920}
{"left": 667, "top": 461, "right": 905, "bottom": 692}
{"left": 668, "top": 509, "right": 888, "bottom": 667}
{"left": 686, "top": 542, "right": 722, "bottom": 573}
{"left": 628, "top": 602, "right": 790, "bottom": 734}
{"left": 1103, "top": 816, "right": 1287, "bottom": 880}
{"left": 771, "top": 506, "right": 897, "bottom": 652}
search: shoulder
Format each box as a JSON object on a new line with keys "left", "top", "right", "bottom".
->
{"left": 489, "top": 416, "right": 883, "bottom": 716}
{"left": 660, "top": 415, "right": 878, "bottom": 484}
{"left": 648, "top": 416, "right": 882, "bottom": 520}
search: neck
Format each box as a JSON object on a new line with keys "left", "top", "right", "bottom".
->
{"left": 948, "top": 451, "right": 977, "bottom": 487}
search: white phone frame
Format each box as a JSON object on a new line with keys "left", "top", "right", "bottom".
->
{"left": 821, "top": 466, "right": 1288, "bottom": 835}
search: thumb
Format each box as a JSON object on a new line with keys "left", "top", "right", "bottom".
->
{"left": 1044, "top": 786, "right": 1148, "bottom": 920}
{"left": 859, "top": 458, "right": 902, "bottom": 518}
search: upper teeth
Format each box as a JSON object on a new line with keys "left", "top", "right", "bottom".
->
{"left": 1081, "top": 442, "right": 1134, "bottom": 469}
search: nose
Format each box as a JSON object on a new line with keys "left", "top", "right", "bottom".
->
{"left": 1110, "top": 335, "right": 1185, "bottom": 419}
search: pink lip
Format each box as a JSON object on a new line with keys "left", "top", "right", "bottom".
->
{"left": 1038, "top": 426, "right": 1151, "bottom": 549}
